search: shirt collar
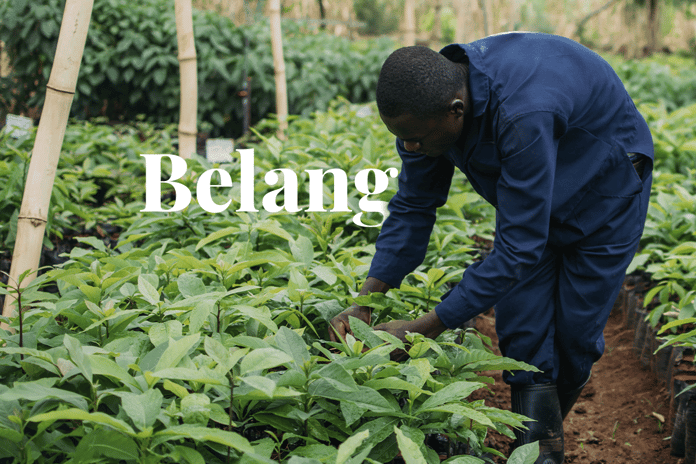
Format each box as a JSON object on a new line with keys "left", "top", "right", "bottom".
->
{"left": 439, "top": 43, "right": 489, "bottom": 119}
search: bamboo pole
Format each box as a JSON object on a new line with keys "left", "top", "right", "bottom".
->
{"left": 479, "top": 0, "right": 492, "bottom": 36}
{"left": 2, "top": 0, "right": 94, "bottom": 329}
{"left": 0, "top": 41, "right": 10, "bottom": 78}
{"left": 455, "top": 0, "right": 469, "bottom": 43}
{"left": 269, "top": 0, "right": 288, "bottom": 139}
{"left": 175, "top": 0, "right": 198, "bottom": 159}
{"left": 431, "top": 0, "right": 442, "bottom": 43}
{"left": 404, "top": 0, "right": 416, "bottom": 46}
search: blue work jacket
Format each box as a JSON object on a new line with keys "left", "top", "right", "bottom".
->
{"left": 368, "top": 33, "right": 654, "bottom": 329}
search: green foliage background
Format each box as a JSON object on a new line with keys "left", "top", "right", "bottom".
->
{"left": 0, "top": 0, "right": 394, "bottom": 137}
{"left": 2, "top": 16, "right": 696, "bottom": 461}
{"left": 0, "top": 100, "right": 534, "bottom": 463}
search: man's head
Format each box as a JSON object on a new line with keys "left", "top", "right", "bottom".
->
{"left": 376, "top": 46, "right": 470, "bottom": 157}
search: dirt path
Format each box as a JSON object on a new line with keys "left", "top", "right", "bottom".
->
{"left": 472, "top": 304, "right": 681, "bottom": 463}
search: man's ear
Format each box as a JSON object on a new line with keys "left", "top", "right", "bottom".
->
{"left": 449, "top": 99, "right": 465, "bottom": 115}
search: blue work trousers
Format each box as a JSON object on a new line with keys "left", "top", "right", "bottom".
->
{"left": 483, "top": 169, "right": 652, "bottom": 389}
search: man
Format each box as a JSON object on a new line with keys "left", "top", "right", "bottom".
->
{"left": 329, "top": 32, "right": 653, "bottom": 464}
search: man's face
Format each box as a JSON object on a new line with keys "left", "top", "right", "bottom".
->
{"left": 380, "top": 108, "right": 465, "bottom": 158}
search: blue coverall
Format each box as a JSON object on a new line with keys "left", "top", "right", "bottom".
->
{"left": 368, "top": 33, "right": 654, "bottom": 389}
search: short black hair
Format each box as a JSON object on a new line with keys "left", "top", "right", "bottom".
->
{"left": 376, "top": 46, "right": 468, "bottom": 119}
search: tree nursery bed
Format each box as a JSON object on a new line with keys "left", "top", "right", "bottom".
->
{"left": 472, "top": 287, "right": 685, "bottom": 464}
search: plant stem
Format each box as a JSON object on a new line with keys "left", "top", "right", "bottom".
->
{"left": 217, "top": 302, "right": 222, "bottom": 333}
{"left": 17, "top": 289, "right": 23, "bottom": 355}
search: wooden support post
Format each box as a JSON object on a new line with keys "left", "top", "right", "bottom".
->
{"left": 431, "top": 0, "right": 442, "bottom": 43}
{"left": 455, "top": 0, "right": 469, "bottom": 43}
{"left": 175, "top": 0, "right": 198, "bottom": 159}
{"left": 269, "top": 0, "right": 288, "bottom": 139}
{"left": 2, "top": 0, "right": 94, "bottom": 329}
{"left": 404, "top": 0, "right": 416, "bottom": 46}
{"left": 0, "top": 41, "right": 10, "bottom": 78}
{"left": 478, "top": 0, "right": 491, "bottom": 36}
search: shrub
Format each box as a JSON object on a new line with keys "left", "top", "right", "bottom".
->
{"left": 0, "top": 0, "right": 394, "bottom": 137}
{"left": 353, "top": 0, "right": 400, "bottom": 36}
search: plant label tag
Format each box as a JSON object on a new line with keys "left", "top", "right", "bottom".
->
{"left": 206, "top": 138, "right": 234, "bottom": 163}
{"left": 4, "top": 114, "right": 33, "bottom": 138}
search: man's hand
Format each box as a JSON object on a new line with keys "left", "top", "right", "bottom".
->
{"left": 329, "top": 303, "right": 371, "bottom": 343}
{"left": 329, "top": 277, "right": 392, "bottom": 343}
{"left": 373, "top": 310, "right": 448, "bottom": 361}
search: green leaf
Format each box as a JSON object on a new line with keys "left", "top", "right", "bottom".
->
{"left": 0, "top": 427, "right": 24, "bottom": 443}
{"left": 255, "top": 220, "right": 293, "bottom": 241}
{"left": 363, "top": 377, "right": 426, "bottom": 398}
{"left": 680, "top": 139, "right": 696, "bottom": 152}
{"left": 311, "top": 265, "right": 337, "bottom": 285}
{"left": 456, "top": 351, "right": 540, "bottom": 373}
{"left": 670, "top": 242, "right": 696, "bottom": 255}
{"left": 336, "top": 430, "right": 370, "bottom": 464}
{"left": 208, "top": 339, "right": 248, "bottom": 373}
{"left": 289, "top": 444, "right": 337, "bottom": 462}
{"left": 88, "top": 354, "right": 140, "bottom": 390}
{"left": 274, "top": 327, "right": 310, "bottom": 370}
{"left": 154, "top": 424, "right": 253, "bottom": 454}
{"left": 181, "top": 393, "right": 211, "bottom": 425}
{"left": 149, "top": 320, "right": 183, "bottom": 347}
{"left": 195, "top": 226, "right": 239, "bottom": 251}
{"left": 308, "top": 383, "right": 398, "bottom": 415}
{"left": 349, "top": 316, "right": 386, "bottom": 349}
{"left": 152, "top": 367, "right": 228, "bottom": 385}
{"left": 154, "top": 333, "right": 201, "bottom": 371}
{"left": 341, "top": 402, "right": 367, "bottom": 427}
{"left": 241, "top": 375, "right": 277, "bottom": 398}
{"left": 172, "top": 446, "right": 206, "bottom": 464}
{"left": 234, "top": 304, "right": 279, "bottom": 333}
{"left": 506, "top": 441, "right": 540, "bottom": 464}
{"left": 419, "top": 403, "right": 495, "bottom": 428}
{"left": 626, "top": 253, "right": 651, "bottom": 274}
{"left": 63, "top": 335, "right": 93, "bottom": 383}
{"left": 28, "top": 409, "right": 135, "bottom": 435}
{"left": 394, "top": 426, "right": 427, "bottom": 464}
{"left": 659, "top": 317, "right": 696, "bottom": 334}
{"left": 204, "top": 336, "right": 230, "bottom": 366}
{"left": 0, "top": 379, "right": 88, "bottom": 410}
{"left": 415, "top": 381, "right": 484, "bottom": 415}
{"left": 153, "top": 68, "right": 167, "bottom": 86}
{"left": 177, "top": 272, "right": 207, "bottom": 297}
{"left": 79, "top": 284, "right": 101, "bottom": 304}
{"left": 74, "top": 427, "right": 140, "bottom": 461}
{"left": 290, "top": 235, "right": 314, "bottom": 267}
{"left": 189, "top": 298, "right": 217, "bottom": 334}
{"left": 138, "top": 274, "right": 160, "bottom": 305}
{"left": 76, "top": 236, "right": 107, "bottom": 252}
{"left": 114, "top": 389, "right": 163, "bottom": 431}
{"left": 354, "top": 417, "right": 400, "bottom": 461}
{"left": 240, "top": 347, "right": 293, "bottom": 375}
{"left": 163, "top": 379, "right": 189, "bottom": 398}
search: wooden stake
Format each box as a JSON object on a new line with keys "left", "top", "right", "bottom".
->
{"left": 455, "top": 0, "right": 469, "bottom": 43}
{"left": 478, "top": 0, "right": 492, "bottom": 36}
{"left": 269, "top": 0, "right": 288, "bottom": 139}
{"left": 431, "top": 0, "right": 442, "bottom": 43}
{"left": 0, "top": 41, "right": 10, "bottom": 78}
{"left": 404, "top": 0, "right": 416, "bottom": 46}
{"left": 175, "top": 0, "right": 198, "bottom": 159}
{"left": 2, "top": 0, "right": 94, "bottom": 329}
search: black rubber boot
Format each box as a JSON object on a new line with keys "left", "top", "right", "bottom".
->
{"left": 558, "top": 373, "right": 590, "bottom": 420}
{"left": 511, "top": 383, "right": 564, "bottom": 464}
